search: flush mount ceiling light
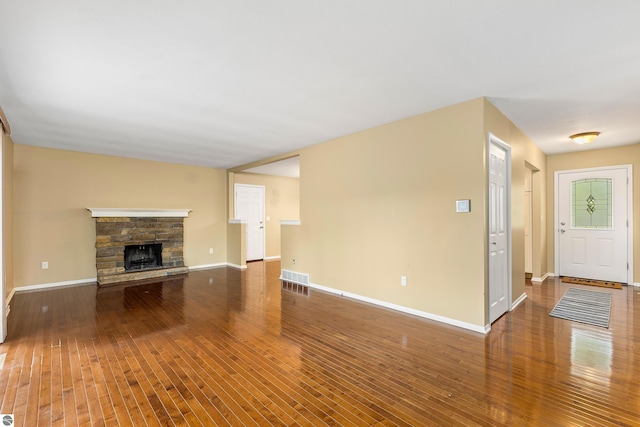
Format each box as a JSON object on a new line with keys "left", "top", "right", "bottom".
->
{"left": 569, "top": 131, "right": 600, "bottom": 145}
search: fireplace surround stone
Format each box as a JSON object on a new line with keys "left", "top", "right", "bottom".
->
{"left": 88, "top": 208, "right": 191, "bottom": 286}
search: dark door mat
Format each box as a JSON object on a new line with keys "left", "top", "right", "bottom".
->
{"left": 561, "top": 276, "right": 623, "bottom": 290}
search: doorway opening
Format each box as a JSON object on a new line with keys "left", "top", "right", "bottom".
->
{"left": 230, "top": 156, "right": 301, "bottom": 263}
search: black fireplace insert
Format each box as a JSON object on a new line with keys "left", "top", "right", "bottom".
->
{"left": 124, "top": 243, "right": 163, "bottom": 271}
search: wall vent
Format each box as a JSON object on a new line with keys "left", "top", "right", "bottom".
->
{"left": 281, "top": 269, "right": 310, "bottom": 285}
{"left": 281, "top": 281, "right": 310, "bottom": 297}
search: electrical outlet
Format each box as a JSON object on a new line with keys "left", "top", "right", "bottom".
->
{"left": 292, "top": 258, "right": 296, "bottom": 265}
{"left": 42, "top": 261, "right": 49, "bottom": 270}
{"left": 209, "top": 248, "right": 214, "bottom": 254}
{"left": 401, "top": 276, "right": 407, "bottom": 286}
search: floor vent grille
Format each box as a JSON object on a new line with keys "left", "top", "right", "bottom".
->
{"left": 281, "top": 270, "right": 310, "bottom": 285}
{"left": 281, "top": 281, "right": 310, "bottom": 296}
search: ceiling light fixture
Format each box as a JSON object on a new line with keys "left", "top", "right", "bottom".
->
{"left": 569, "top": 131, "right": 600, "bottom": 145}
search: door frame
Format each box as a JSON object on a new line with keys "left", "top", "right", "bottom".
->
{"left": 234, "top": 183, "right": 266, "bottom": 261}
{"left": 554, "top": 165, "right": 633, "bottom": 284}
{"left": 487, "top": 133, "right": 512, "bottom": 323}
{"left": 0, "top": 133, "right": 4, "bottom": 343}
{"left": 524, "top": 166, "right": 534, "bottom": 275}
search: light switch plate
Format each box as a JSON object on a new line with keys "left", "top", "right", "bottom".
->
{"left": 456, "top": 199, "right": 470, "bottom": 213}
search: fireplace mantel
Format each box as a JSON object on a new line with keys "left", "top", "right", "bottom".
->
{"left": 88, "top": 208, "right": 192, "bottom": 218}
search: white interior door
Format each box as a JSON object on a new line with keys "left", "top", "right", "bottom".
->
{"left": 235, "top": 184, "right": 265, "bottom": 261}
{"left": 557, "top": 166, "right": 630, "bottom": 283}
{"left": 489, "top": 136, "right": 511, "bottom": 324}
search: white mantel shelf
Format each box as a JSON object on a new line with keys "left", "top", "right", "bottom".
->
{"left": 87, "top": 208, "right": 192, "bottom": 218}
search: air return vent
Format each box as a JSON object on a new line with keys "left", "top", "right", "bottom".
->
{"left": 281, "top": 281, "right": 310, "bottom": 297}
{"left": 281, "top": 270, "right": 310, "bottom": 285}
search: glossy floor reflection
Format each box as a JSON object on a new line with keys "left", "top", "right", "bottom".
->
{"left": 1, "top": 262, "right": 639, "bottom": 426}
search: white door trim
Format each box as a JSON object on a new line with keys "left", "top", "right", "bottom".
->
{"left": 0, "top": 133, "right": 5, "bottom": 343}
{"left": 488, "top": 133, "right": 512, "bottom": 323}
{"left": 554, "top": 164, "right": 633, "bottom": 284}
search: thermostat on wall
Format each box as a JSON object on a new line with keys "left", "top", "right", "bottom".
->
{"left": 456, "top": 199, "right": 471, "bottom": 213}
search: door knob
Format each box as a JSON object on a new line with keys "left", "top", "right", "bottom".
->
{"left": 561, "top": 221, "right": 565, "bottom": 226}
{"left": 560, "top": 229, "right": 566, "bottom": 233}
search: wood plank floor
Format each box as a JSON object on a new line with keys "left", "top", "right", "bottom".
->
{"left": 1, "top": 261, "right": 640, "bottom": 426}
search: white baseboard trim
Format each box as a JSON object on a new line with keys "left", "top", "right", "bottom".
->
{"left": 511, "top": 292, "right": 527, "bottom": 310}
{"left": 264, "top": 256, "right": 281, "bottom": 261}
{"left": 306, "top": 281, "right": 488, "bottom": 334}
{"left": 191, "top": 263, "right": 255, "bottom": 271}
{"left": 189, "top": 263, "right": 227, "bottom": 271}
{"left": 14, "top": 278, "right": 97, "bottom": 294}
{"left": 7, "top": 288, "right": 15, "bottom": 305}
{"left": 531, "top": 273, "right": 550, "bottom": 284}
{"left": 6, "top": 288, "right": 15, "bottom": 318}
{"left": 633, "top": 282, "right": 640, "bottom": 287}
{"left": 11, "top": 264, "right": 248, "bottom": 295}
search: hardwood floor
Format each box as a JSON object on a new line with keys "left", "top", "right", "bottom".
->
{"left": 1, "top": 261, "right": 639, "bottom": 426}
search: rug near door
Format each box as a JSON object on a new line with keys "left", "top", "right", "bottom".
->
{"left": 549, "top": 287, "right": 612, "bottom": 328}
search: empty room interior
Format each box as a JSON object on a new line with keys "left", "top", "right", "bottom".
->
{"left": 1, "top": 1, "right": 640, "bottom": 426}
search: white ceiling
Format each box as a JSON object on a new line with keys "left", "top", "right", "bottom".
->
{"left": 1, "top": 1, "right": 640, "bottom": 171}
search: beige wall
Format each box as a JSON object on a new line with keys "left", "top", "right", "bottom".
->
{"left": 282, "top": 98, "right": 489, "bottom": 327}
{"left": 226, "top": 222, "right": 246, "bottom": 268}
{"left": 231, "top": 173, "right": 299, "bottom": 259}
{"left": 280, "top": 98, "right": 546, "bottom": 328}
{"left": 483, "top": 99, "right": 547, "bottom": 300}
{"left": 3, "top": 132, "right": 13, "bottom": 302}
{"left": 546, "top": 144, "right": 640, "bottom": 283}
{"left": 14, "top": 145, "right": 228, "bottom": 287}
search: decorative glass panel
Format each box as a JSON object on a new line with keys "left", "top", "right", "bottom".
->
{"left": 571, "top": 178, "right": 612, "bottom": 229}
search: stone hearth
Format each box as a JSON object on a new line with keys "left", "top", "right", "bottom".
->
{"left": 89, "top": 208, "right": 191, "bottom": 286}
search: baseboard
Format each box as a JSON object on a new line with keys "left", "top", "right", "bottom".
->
{"left": 13, "top": 278, "right": 97, "bottom": 293}
{"left": 188, "top": 263, "right": 227, "bottom": 271}
{"left": 531, "top": 273, "right": 551, "bottom": 284}
{"left": 5, "top": 288, "right": 14, "bottom": 319}
{"left": 5, "top": 289, "right": 14, "bottom": 319}
{"left": 191, "top": 262, "right": 247, "bottom": 271}
{"left": 13, "top": 264, "right": 249, "bottom": 294}
{"left": 264, "top": 256, "right": 281, "bottom": 261}
{"left": 306, "top": 281, "right": 488, "bottom": 334}
{"left": 511, "top": 292, "right": 527, "bottom": 310}
{"left": 7, "top": 288, "right": 15, "bottom": 305}
{"left": 633, "top": 282, "right": 640, "bottom": 287}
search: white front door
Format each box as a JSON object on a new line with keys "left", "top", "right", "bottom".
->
{"left": 235, "top": 184, "right": 265, "bottom": 261}
{"left": 556, "top": 166, "right": 630, "bottom": 283}
{"left": 489, "top": 136, "right": 511, "bottom": 324}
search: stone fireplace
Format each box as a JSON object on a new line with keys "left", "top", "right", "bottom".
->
{"left": 88, "top": 208, "right": 191, "bottom": 286}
